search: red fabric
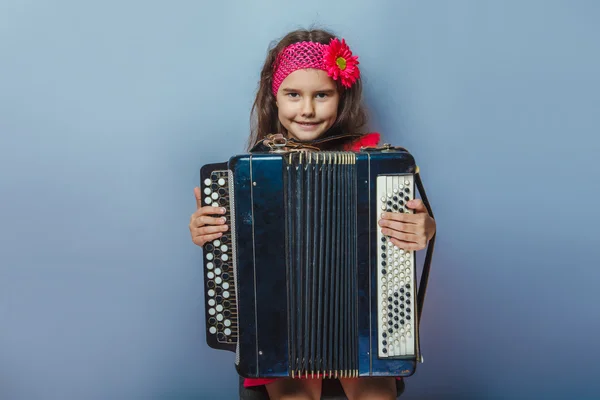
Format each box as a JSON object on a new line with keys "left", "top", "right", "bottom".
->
{"left": 244, "top": 132, "right": 390, "bottom": 389}
{"left": 343, "top": 132, "right": 381, "bottom": 150}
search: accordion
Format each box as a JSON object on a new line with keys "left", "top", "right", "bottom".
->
{"left": 200, "top": 138, "right": 435, "bottom": 379}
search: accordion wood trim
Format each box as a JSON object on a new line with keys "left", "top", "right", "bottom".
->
{"left": 200, "top": 144, "right": 435, "bottom": 380}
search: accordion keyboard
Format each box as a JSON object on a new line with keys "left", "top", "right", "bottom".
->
{"left": 202, "top": 169, "right": 238, "bottom": 351}
{"left": 376, "top": 174, "right": 416, "bottom": 358}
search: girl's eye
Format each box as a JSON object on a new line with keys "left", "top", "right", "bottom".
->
{"left": 316, "top": 93, "right": 328, "bottom": 99}
{"left": 287, "top": 93, "right": 299, "bottom": 98}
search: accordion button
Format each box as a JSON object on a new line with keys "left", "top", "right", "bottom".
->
{"left": 218, "top": 178, "right": 225, "bottom": 186}
{"left": 222, "top": 282, "right": 229, "bottom": 290}
{"left": 204, "top": 188, "right": 211, "bottom": 195}
{"left": 223, "top": 291, "right": 230, "bottom": 298}
{"left": 204, "top": 179, "right": 211, "bottom": 186}
{"left": 224, "top": 319, "right": 231, "bottom": 327}
{"left": 209, "top": 327, "right": 217, "bottom": 334}
{"left": 224, "top": 328, "right": 231, "bottom": 336}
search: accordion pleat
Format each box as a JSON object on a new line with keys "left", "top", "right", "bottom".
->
{"left": 285, "top": 152, "right": 358, "bottom": 378}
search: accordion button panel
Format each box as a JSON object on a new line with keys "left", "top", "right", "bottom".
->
{"left": 376, "top": 174, "right": 416, "bottom": 358}
{"left": 203, "top": 170, "right": 238, "bottom": 349}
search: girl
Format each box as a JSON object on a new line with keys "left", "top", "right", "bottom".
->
{"left": 189, "top": 28, "right": 436, "bottom": 400}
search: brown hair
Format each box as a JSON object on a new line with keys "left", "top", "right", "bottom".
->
{"left": 246, "top": 28, "right": 369, "bottom": 151}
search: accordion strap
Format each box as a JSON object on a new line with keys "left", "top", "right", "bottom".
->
{"left": 250, "top": 133, "right": 364, "bottom": 153}
{"left": 414, "top": 167, "right": 435, "bottom": 329}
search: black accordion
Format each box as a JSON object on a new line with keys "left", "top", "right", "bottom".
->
{"left": 200, "top": 139, "right": 435, "bottom": 379}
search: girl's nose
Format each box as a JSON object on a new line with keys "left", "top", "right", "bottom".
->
{"left": 301, "top": 98, "right": 315, "bottom": 117}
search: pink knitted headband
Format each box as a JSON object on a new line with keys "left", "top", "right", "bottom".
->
{"left": 271, "top": 38, "right": 360, "bottom": 96}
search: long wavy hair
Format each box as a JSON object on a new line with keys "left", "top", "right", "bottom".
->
{"left": 246, "top": 28, "right": 369, "bottom": 151}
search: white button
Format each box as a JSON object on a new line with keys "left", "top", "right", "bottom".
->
{"left": 207, "top": 262, "right": 214, "bottom": 270}
{"left": 205, "top": 197, "right": 211, "bottom": 204}
{"left": 204, "top": 179, "right": 211, "bottom": 186}
{"left": 218, "top": 178, "right": 225, "bottom": 186}
{"left": 211, "top": 192, "right": 218, "bottom": 200}
{"left": 209, "top": 327, "right": 217, "bottom": 334}
{"left": 208, "top": 299, "right": 215, "bottom": 306}
{"left": 224, "top": 328, "right": 231, "bottom": 336}
{"left": 214, "top": 240, "right": 221, "bottom": 247}
{"left": 224, "top": 320, "right": 231, "bottom": 327}
{"left": 204, "top": 188, "right": 212, "bottom": 195}
{"left": 209, "top": 308, "right": 216, "bottom": 315}
{"left": 223, "top": 291, "right": 230, "bottom": 298}
{"left": 222, "top": 282, "right": 229, "bottom": 290}
{"left": 221, "top": 254, "right": 229, "bottom": 261}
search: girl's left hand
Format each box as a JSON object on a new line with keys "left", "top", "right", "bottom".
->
{"left": 378, "top": 199, "right": 436, "bottom": 251}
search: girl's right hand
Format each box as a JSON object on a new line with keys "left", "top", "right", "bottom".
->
{"left": 189, "top": 187, "right": 229, "bottom": 247}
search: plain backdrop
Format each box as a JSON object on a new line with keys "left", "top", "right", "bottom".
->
{"left": 1, "top": 0, "right": 599, "bottom": 399}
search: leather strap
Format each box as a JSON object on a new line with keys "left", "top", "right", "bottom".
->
{"left": 250, "top": 133, "right": 363, "bottom": 153}
{"left": 414, "top": 167, "right": 435, "bottom": 363}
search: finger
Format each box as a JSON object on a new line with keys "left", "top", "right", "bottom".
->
{"left": 194, "top": 187, "right": 202, "bottom": 209}
{"left": 380, "top": 212, "right": 417, "bottom": 224}
{"left": 199, "top": 206, "right": 227, "bottom": 216}
{"left": 197, "top": 224, "right": 229, "bottom": 236}
{"left": 406, "top": 199, "right": 427, "bottom": 213}
{"left": 378, "top": 219, "right": 420, "bottom": 234}
{"left": 389, "top": 238, "right": 425, "bottom": 251}
{"left": 380, "top": 228, "right": 419, "bottom": 244}
{"left": 195, "top": 232, "right": 224, "bottom": 246}
{"left": 195, "top": 215, "right": 227, "bottom": 227}
{"left": 192, "top": 206, "right": 226, "bottom": 221}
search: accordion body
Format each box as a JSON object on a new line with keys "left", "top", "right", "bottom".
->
{"left": 200, "top": 142, "right": 434, "bottom": 380}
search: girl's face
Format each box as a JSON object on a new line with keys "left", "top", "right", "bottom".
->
{"left": 275, "top": 69, "right": 340, "bottom": 141}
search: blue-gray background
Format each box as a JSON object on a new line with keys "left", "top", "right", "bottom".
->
{"left": 1, "top": 0, "right": 598, "bottom": 399}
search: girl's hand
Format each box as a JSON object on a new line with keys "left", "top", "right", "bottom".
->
{"left": 378, "top": 199, "right": 436, "bottom": 251}
{"left": 189, "top": 187, "right": 229, "bottom": 247}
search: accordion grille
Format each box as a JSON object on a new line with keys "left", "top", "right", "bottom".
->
{"left": 285, "top": 152, "right": 358, "bottom": 379}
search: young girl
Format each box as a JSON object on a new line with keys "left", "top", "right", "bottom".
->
{"left": 189, "top": 28, "right": 436, "bottom": 400}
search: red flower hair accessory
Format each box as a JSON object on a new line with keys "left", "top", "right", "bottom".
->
{"left": 323, "top": 38, "right": 360, "bottom": 89}
{"left": 272, "top": 37, "right": 361, "bottom": 95}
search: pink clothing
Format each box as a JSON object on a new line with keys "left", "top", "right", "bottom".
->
{"left": 244, "top": 132, "right": 386, "bottom": 388}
